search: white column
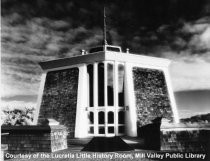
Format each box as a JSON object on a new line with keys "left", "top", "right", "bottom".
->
{"left": 104, "top": 62, "right": 108, "bottom": 107}
{"left": 163, "top": 68, "right": 179, "bottom": 123}
{"left": 114, "top": 62, "right": 119, "bottom": 135}
{"left": 75, "top": 64, "right": 88, "bottom": 138}
{"left": 93, "top": 63, "right": 98, "bottom": 135}
{"left": 33, "top": 72, "right": 47, "bottom": 125}
{"left": 124, "top": 63, "right": 137, "bottom": 137}
{"left": 104, "top": 62, "right": 108, "bottom": 136}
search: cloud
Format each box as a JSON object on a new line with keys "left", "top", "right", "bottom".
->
{"left": 170, "top": 59, "right": 210, "bottom": 91}
{"left": 180, "top": 17, "right": 210, "bottom": 52}
{"left": 182, "top": 20, "right": 209, "bottom": 34}
{"left": 188, "top": 26, "right": 210, "bottom": 52}
{"left": 1, "top": 13, "right": 104, "bottom": 98}
{"left": 158, "top": 16, "right": 210, "bottom": 91}
{"left": 200, "top": 26, "right": 210, "bottom": 47}
{"left": 1, "top": 74, "right": 39, "bottom": 97}
{"left": 1, "top": 0, "right": 210, "bottom": 106}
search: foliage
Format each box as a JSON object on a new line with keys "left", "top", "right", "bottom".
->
{"left": 1, "top": 107, "right": 35, "bottom": 126}
{"left": 180, "top": 113, "right": 210, "bottom": 123}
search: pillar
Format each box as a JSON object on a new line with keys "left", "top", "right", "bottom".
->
{"left": 33, "top": 72, "right": 47, "bottom": 125}
{"left": 163, "top": 68, "right": 179, "bottom": 123}
{"left": 93, "top": 62, "right": 98, "bottom": 135}
{"left": 75, "top": 64, "right": 89, "bottom": 138}
{"left": 124, "top": 63, "right": 137, "bottom": 137}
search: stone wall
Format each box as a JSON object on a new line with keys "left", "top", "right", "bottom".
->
{"left": 133, "top": 67, "right": 173, "bottom": 127}
{"left": 161, "top": 127, "right": 210, "bottom": 153}
{"left": 1, "top": 125, "right": 68, "bottom": 155}
{"left": 38, "top": 68, "right": 79, "bottom": 138}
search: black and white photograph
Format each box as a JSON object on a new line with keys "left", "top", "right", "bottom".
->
{"left": 1, "top": 0, "right": 210, "bottom": 160}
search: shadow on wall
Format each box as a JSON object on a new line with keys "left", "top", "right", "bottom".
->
{"left": 137, "top": 117, "right": 162, "bottom": 150}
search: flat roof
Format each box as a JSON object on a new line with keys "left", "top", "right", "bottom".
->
{"left": 39, "top": 51, "right": 170, "bottom": 71}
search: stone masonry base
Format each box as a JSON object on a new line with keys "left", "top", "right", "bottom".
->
{"left": 1, "top": 125, "right": 68, "bottom": 154}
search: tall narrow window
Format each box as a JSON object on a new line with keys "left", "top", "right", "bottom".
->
{"left": 118, "top": 64, "right": 125, "bottom": 106}
{"left": 118, "top": 111, "right": 125, "bottom": 124}
{"left": 107, "top": 63, "right": 114, "bottom": 106}
{"left": 98, "top": 111, "right": 105, "bottom": 124}
{"left": 98, "top": 63, "right": 104, "bottom": 106}
{"left": 108, "top": 111, "right": 114, "bottom": 124}
{"left": 87, "top": 64, "right": 94, "bottom": 107}
{"left": 88, "top": 112, "right": 94, "bottom": 124}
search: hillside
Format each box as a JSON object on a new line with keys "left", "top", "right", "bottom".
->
{"left": 174, "top": 90, "right": 210, "bottom": 118}
{"left": 180, "top": 113, "right": 210, "bottom": 123}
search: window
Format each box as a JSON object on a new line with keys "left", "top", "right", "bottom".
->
{"left": 88, "top": 112, "right": 94, "bottom": 124}
{"left": 99, "top": 127, "right": 105, "bottom": 134}
{"left": 108, "top": 111, "right": 114, "bottom": 124}
{"left": 118, "top": 111, "right": 125, "bottom": 124}
{"left": 107, "top": 63, "right": 114, "bottom": 106}
{"left": 87, "top": 64, "right": 94, "bottom": 107}
{"left": 98, "top": 111, "right": 105, "bottom": 124}
{"left": 108, "top": 127, "right": 114, "bottom": 133}
{"left": 118, "top": 64, "right": 124, "bottom": 106}
{"left": 98, "top": 63, "right": 104, "bottom": 106}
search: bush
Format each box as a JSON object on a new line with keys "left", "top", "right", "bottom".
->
{"left": 1, "top": 107, "right": 35, "bottom": 126}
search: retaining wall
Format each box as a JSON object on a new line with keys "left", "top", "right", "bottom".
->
{"left": 161, "top": 124, "right": 210, "bottom": 153}
{"left": 1, "top": 125, "right": 68, "bottom": 154}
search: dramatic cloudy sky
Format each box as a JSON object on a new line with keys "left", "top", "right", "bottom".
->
{"left": 1, "top": 0, "right": 210, "bottom": 117}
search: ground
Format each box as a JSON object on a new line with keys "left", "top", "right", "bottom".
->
{"left": 4, "top": 137, "right": 209, "bottom": 161}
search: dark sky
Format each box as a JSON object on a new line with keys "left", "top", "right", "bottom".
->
{"left": 2, "top": 0, "right": 210, "bottom": 54}
{"left": 1, "top": 0, "right": 210, "bottom": 117}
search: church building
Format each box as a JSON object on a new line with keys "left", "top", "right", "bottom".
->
{"left": 33, "top": 44, "right": 179, "bottom": 138}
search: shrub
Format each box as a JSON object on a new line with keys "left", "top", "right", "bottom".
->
{"left": 1, "top": 107, "right": 35, "bottom": 126}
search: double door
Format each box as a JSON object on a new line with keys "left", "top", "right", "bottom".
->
{"left": 88, "top": 107, "right": 125, "bottom": 136}
{"left": 87, "top": 62, "right": 125, "bottom": 136}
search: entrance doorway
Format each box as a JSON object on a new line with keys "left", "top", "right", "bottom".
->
{"left": 87, "top": 62, "right": 125, "bottom": 137}
{"left": 88, "top": 109, "right": 125, "bottom": 136}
